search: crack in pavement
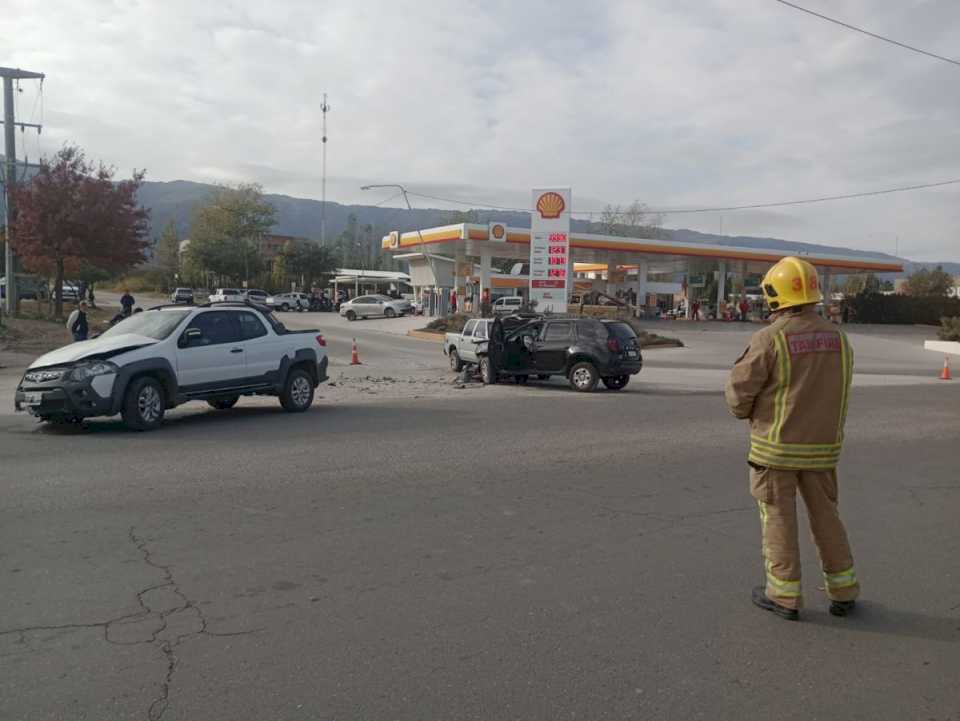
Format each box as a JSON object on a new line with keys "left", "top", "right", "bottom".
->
{"left": 0, "top": 527, "right": 261, "bottom": 721}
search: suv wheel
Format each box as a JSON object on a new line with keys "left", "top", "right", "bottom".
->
{"left": 449, "top": 349, "right": 464, "bottom": 372}
{"left": 602, "top": 375, "right": 630, "bottom": 391}
{"left": 280, "top": 368, "right": 314, "bottom": 412}
{"left": 122, "top": 376, "right": 166, "bottom": 431}
{"left": 385, "top": 307, "right": 396, "bottom": 318}
{"left": 346, "top": 310, "right": 357, "bottom": 321}
{"left": 568, "top": 362, "right": 599, "bottom": 393}
{"left": 207, "top": 396, "right": 240, "bottom": 410}
{"left": 479, "top": 356, "right": 496, "bottom": 385}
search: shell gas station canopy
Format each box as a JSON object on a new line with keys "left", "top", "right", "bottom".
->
{"left": 383, "top": 222, "right": 903, "bottom": 275}
{"left": 382, "top": 222, "right": 903, "bottom": 309}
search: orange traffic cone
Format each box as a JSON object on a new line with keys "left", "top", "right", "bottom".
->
{"left": 940, "top": 356, "right": 952, "bottom": 381}
{"left": 351, "top": 338, "right": 362, "bottom": 365}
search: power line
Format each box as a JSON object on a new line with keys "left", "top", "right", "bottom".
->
{"left": 403, "top": 178, "right": 960, "bottom": 216}
{"left": 773, "top": 0, "right": 960, "bottom": 68}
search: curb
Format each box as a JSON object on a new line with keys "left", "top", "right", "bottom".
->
{"left": 407, "top": 330, "right": 445, "bottom": 343}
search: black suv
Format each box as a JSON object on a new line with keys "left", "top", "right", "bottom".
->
{"left": 481, "top": 317, "right": 642, "bottom": 391}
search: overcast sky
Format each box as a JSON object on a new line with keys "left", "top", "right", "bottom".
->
{"left": 6, "top": 0, "right": 960, "bottom": 261}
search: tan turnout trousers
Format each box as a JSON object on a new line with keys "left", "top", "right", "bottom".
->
{"left": 751, "top": 466, "right": 860, "bottom": 609}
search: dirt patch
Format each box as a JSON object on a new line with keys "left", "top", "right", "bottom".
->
{"left": 636, "top": 331, "right": 684, "bottom": 349}
{"left": 421, "top": 314, "right": 471, "bottom": 334}
{"left": 0, "top": 305, "right": 114, "bottom": 356}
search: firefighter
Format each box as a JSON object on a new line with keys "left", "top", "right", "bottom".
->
{"left": 725, "top": 256, "right": 860, "bottom": 621}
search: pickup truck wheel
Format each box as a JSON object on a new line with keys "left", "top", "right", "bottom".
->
{"left": 449, "top": 349, "right": 464, "bottom": 372}
{"left": 568, "top": 362, "right": 599, "bottom": 393}
{"left": 602, "top": 375, "right": 630, "bottom": 390}
{"left": 514, "top": 375, "right": 528, "bottom": 385}
{"left": 281, "top": 303, "right": 290, "bottom": 312}
{"left": 280, "top": 368, "right": 314, "bottom": 412}
{"left": 346, "top": 310, "right": 357, "bottom": 321}
{"left": 207, "top": 396, "right": 239, "bottom": 410}
{"left": 121, "top": 376, "right": 166, "bottom": 431}
{"left": 479, "top": 356, "right": 496, "bottom": 385}
{"left": 385, "top": 307, "right": 396, "bottom": 318}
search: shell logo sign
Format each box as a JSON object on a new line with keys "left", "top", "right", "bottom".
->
{"left": 488, "top": 221, "right": 507, "bottom": 242}
{"left": 536, "top": 191, "right": 566, "bottom": 219}
{"left": 387, "top": 231, "right": 401, "bottom": 250}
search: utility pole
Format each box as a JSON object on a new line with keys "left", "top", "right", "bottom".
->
{"left": 2, "top": 66, "right": 45, "bottom": 316}
{"left": 320, "top": 93, "right": 330, "bottom": 246}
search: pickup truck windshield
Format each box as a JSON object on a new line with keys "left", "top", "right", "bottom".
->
{"left": 100, "top": 310, "right": 191, "bottom": 340}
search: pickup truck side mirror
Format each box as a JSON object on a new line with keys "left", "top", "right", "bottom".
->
{"left": 179, "top": 327, "right": 202, "bottom": 348}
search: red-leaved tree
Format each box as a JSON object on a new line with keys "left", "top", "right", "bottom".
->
{"left": 12, "top": 145, "right": 150, "bottom": 316}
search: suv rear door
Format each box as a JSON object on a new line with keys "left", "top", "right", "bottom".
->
{"left": 535, "top": 321, "right": 574, "bottom": 373}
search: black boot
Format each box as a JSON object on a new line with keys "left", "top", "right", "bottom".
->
{"left": 751, "top": 586, "right": 799, "bottom": 621}
{"left": 829, "top": 600, "right": 856, "bottom": 617}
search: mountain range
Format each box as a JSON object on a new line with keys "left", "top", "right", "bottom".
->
{"left": 135, "top": 180, "right": 959, "bottom": 278}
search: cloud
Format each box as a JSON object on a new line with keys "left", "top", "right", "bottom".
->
{"left": 5, "top": 0, "right": 960, "bottom": 261}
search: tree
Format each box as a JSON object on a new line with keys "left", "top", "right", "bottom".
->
{"left": 153, "top": 220, "right": 181, "bottom": 291}
{"left": 186, "top": 184, "right": 275, "bottom": 285}
{"left": 843, "top": 273, "right": 881, "bottom": 296}
{"left": 289, "top": 241, "right": 336, "bottom": 291}
{"left": 12, "top": 145, "right": 150, "bottom": 316}
{"left": 598, "top": 201, "right": 664, "bottom": 238}
{"left": 904, "top": 266, "right": 954, "bottom": 297}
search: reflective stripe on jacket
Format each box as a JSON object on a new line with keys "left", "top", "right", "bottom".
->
{"left": 725, "top": 307, "right": 853, "bottom": 470}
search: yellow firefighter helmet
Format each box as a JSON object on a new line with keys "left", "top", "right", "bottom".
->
{"left": 762, "top": 256, "right": 823, "bottom": 311}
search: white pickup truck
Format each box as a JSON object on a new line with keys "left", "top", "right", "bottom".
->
{"left": 443, "top": 318, "right": 493, "bottom": 371}
{"left": 14, "top": 302, "right": 328, "bottom": 430}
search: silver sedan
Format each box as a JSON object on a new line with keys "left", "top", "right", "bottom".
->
{"left": 339, "top": 294, "right": 412, "bottom": 320}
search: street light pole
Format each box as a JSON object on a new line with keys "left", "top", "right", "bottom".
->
{"left": 320, "top": 94, "right": 330, "bottom": 246}
{"left": 360, "top": 183, "right": 439, "bottom": 292}
{"left": 1, "top": 66, "right": 45, "bottom": 316}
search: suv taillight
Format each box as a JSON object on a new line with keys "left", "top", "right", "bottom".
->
{"left": 607, "top": 337, "right": 621, "bottom": 353}
{"left": 316, "top": 334, "right": 327, "bottom": 347}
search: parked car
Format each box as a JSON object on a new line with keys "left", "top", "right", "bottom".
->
{"left": 14, "top": 301, "right": 328, "bottom": 430}
{"left": 267, "top": 292, "right": 310, "bottom": 312}
{"left": 1, "top": 275, "right": 49, "bottom": 301}
{"left": 244, "top": 289, "right": 269, "bottom": 304}
{"left": 209, "top": 288, "right": 244, "bottom": 303}
{"left": 339, "top": 294, "right": 412, "bottom": 321}
{"left": 492, "top": 296, "right": 523, "bottom": 314}
{"left": 61, "top": 283, "right": 81, "bottom": 303}
{"left": 170, "top": 287, "right": 194, "bottom": 304}
{"left": 478, "top": 317, "right": 642, "bottom": 392}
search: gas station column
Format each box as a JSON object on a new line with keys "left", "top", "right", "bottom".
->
{"left": 606, "top": 260, "right": 617, "bottom": 296}
{"left": 717, "top": 260, "right": 727, "bottom": 312}
{"left": 634, "top": 259, "right": 649, "bottom": 318}
{"left": 479, "top": 249, "right": 492, "bottom": 308}
{"left": 454, "top": 248, "right": 466, "bottom": 302}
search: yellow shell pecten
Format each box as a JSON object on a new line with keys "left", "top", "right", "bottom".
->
{"left": 536, "top": 192, "right": 566, "bottom": 219}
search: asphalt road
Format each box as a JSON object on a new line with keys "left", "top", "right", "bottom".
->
{"left": 1, "top": 330, "right": 958, "bottom": 720}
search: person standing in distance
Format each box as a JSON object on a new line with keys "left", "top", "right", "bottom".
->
{"left": 120, "top": 289, "right": 135, "bottom": 317}
{"left": 725, "top": 257, "right": 860, "bottom": 621}
{"left": 67, "top": 301, "right": 90, "bottom": 342}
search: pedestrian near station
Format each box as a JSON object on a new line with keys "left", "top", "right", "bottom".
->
{"left": 66, "top": 301, "right": 89, "bottom": 342}
{"left": 725, "top": 256, "right": 860, "bottom": 621}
